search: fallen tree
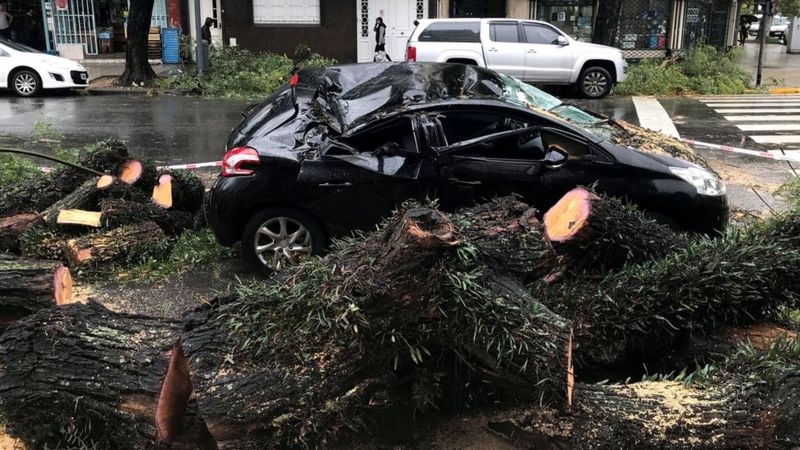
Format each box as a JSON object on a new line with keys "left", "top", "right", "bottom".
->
{"left": 64, "top": 221, "right": 166, "bottom": 268}
{"left": 1, "top": 195, "right": 799, "bottom": 449}
{"left": 0, "top": 213, "right": 42, "bottom": 252}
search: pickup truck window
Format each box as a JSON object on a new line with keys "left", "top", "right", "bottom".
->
{"left": 419, "top": 21, "right": 481, "bottom": 42}
{"left": 523, "top": 23, "right": 561, "bottom": 45}
{"left": 490, "top": 22, "right": 521, "bottom": 43}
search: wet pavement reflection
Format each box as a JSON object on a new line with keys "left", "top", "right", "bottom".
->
{"left": 0, "top": 92, "right": 250, "bottom": 164}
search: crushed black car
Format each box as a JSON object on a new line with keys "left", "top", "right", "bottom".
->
{"left": 208, "top": 62, "right": 728, "bottom": 271}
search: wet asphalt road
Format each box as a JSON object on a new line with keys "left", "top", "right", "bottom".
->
{"left": 0, "top": 91, "right": 249, "bottom": 164}
{"left": 0, "top": 91, "right": 795, "bottom": 213}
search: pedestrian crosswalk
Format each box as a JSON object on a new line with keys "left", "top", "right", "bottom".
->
{"left": 699, "top": 95, "right": 800, "bottom": 157}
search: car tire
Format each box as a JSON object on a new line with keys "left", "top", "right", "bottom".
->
{"left": 578, "top": 66, "right": 612, "bottom": 99}
{"left": 11, "top": 70, "right": 42, "bottom": 97}
{"left": 241, "top": 207, "right": 328, "bottom": 274}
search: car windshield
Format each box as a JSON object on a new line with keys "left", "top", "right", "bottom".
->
{"left": 496, "top": 73, "right": 612, "bottom": 139}
{"left": 0, "top": 39, "right": 41, "bottom": 53}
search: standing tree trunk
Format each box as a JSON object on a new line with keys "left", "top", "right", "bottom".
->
{"left": 119, "top": 0, "right": 157, "bottom": 86}
{"left": 592, "top": 0, "right": 623, "bottom": 46}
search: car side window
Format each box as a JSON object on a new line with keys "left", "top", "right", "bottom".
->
{"left": 440, "top": 112, "right": 546, "bottom": 160}
{"left": 490, "top": 22, "right": 520, "bottom": 43}
{"left": 540, "top": 129, "right": 590, "bottom": 158}
{"left": 523, "top": 24, "right": 561, "bottom": 45}
{"left": 419, "top": 21, "right": 481, "bottom": 42}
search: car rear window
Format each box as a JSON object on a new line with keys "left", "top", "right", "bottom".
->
{"left": 490, "top": 22, "right": 520, "bottom": 43}
{"left": 419, "top": 21, "right": 481, "bottom": 42}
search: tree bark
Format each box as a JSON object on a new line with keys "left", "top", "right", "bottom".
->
{"left": 0, "top": 254, "right": 71, "bottom": 328}
{"left": 0, "top": 213, "right": 42, "bottom": 253}
{"left": 151, "top": 171, "right": 205, "bottom": 212}
{"left": 43, "top": 177, "right": 101, "bottom": 226}
{"left": 119, "top": 0, "right": 158, "bottom": 86}
{"left": 64, "top": 221, "right": 166, "bottom": 267}
{"left": 100, "top": 198, "right": 194, "bottom": 236}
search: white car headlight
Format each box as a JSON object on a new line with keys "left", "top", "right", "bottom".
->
{"left": 669, "top": 166, "right": 726, "bottom": 196}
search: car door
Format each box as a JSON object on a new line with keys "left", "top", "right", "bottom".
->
{"left": 521, "top": 22, "right": 574, "bottom": 82}
{"left": 483, "top": 21, "right": 526, "bottom": 78}
{"left": 0, "top": 45, "right": 11, "bottom": 89}
{"left": 295, "top": 115, "right": 438, "bottom": 233}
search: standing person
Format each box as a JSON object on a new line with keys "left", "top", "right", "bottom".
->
{"left": 0, "top": 3, "right": 13, "bottom": 40}
{"left": 374, "top": 17, "right": 391, "bottom": 62}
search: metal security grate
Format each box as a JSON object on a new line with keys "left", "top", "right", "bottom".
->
{"left": 52, "top": 0, "right": 98, "bottom": 55}
{"left": 683, "top": 0, "right": 730, "bottom": 48}
{"left": 615, "top": 0, "right": 670, "bottom": 52}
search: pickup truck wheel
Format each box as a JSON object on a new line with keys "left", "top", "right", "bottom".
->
{"left": 578, "top": 66, "right": 612, "bottom": 99}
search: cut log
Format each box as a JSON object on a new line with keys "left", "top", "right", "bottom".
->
{"left": 543, "top": 186, "right": 687, "bottom": 273}
{"left": 100, "top": 198, "right": 193, "bottom": 236}
{"left": 0, "top": 254, "right": 72, "bottom": 327}
{"left": 0, "top": 140, "right": 130, "bottom": 217}
{"left": 155, "top": 339, "right": 193, "bottom": 446}
{"left": 0, "top": 213, "right": 42, "bottom": 253}
{"left": 55, "top": 209, "right": 102, "bottom": 228}
{"left": 42, "top": 177, "right": 100, "bottom": 225}
{"left": 96, "top": 174, "right": 115, "bottom": 189}
{"left": 64, "top": 221, "right": 166, "bottom": 267}
{"left": 119, "top": 160, "right": 143, "bottom": 185}
{"left": 18, "top": 227, "right": 75, "bottom": 261}
{"left": 152, "top": 173, "right": 173, "bottom": 208}
{"left": 152, "top": 171, "right": 205, "bottom": 212}
{"left": 95, "top": 175, "right": 152, "bottom": 203}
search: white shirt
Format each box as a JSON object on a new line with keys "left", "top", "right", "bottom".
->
{"left": 0, "top": 12, "right": 11, "bottom": 30}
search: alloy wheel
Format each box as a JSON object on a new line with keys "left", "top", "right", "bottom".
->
{"left": 14, "top": 73, "right": 38, "bottom": 96}
{"left": 253, "top": 216, "right": 313, "bottom": 269}
{"left": 582, "top": 71, "right": 608, "bottom": 98}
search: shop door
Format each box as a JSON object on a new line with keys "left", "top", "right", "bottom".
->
{"left": 52, "top": 0, "right": 98, "bottom": 55}
{"left": 356, "top": 0, "right": 427, "bottom": 62}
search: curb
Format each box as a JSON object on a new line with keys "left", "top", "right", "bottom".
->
{"left": 768, "top": 87, "right": 800, "bottom": 94}
{"left": 85, "top": 88, "right": 151, "bottom": 96}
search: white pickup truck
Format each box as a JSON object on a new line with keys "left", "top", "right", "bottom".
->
{"left": 406, "top": 19, "right": 627, "bottom": 98}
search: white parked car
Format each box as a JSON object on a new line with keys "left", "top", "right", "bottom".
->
{"left": 0, "top": 38, "right": 88, "bottom": 97}
{"left": 749, "top": 15, "right": 789, "bottom": 42}
{"left": 406, "top": 19, "right": 627, "bottom": 98}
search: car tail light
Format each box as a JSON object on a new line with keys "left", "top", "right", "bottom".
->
{"left": 222, "top": 147, "right": 260, "bottom": 177}
{"left": 406, "top": 46, "right": 416, "bottom": 62}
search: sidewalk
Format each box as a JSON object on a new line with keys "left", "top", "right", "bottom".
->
{"left": 738, "top": 41, "right": 800, "bottom": 89}
{"left": 82, "top": 61, "right": 181, "bottom": 82}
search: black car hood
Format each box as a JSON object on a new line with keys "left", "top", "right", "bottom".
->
{"left": 299, "top": 62, "right": 507, "bottom": 134}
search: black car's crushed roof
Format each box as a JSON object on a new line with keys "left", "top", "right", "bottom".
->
{"left": 298, "top": 63, "right": 508, "bottom": 133}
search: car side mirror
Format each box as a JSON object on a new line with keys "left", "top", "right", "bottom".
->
{"left": 556, "top": 36, "right": 569, "bottom": 46}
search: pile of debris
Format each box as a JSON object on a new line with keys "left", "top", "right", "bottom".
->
{"left": 0, "top": 184, "right": 798, "bottom": 449}
{"left": 0, "top": 142, "right": 204, "bottom": 328}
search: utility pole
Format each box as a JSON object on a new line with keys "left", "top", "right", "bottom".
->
{"left": 756, "top": 0, "right": 771, "bottom": 86}
{"left": 193, "top": 0, "right": 207, "bottom": 74}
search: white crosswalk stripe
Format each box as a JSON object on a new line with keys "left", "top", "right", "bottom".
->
{"left": 699, "top": 95, "right": 800, "bottom": 156}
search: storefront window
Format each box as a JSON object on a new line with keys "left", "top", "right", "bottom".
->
{"left": 536, "top": 0, "right": 593, "bottom": 42}
{"left": 684, "top": 0, "right": 729, "bottom": 48}
{"left": 450, "top": 0, "right": 505, "bottom": 18}
{"left": 615, "top": 0, "right": 669, "bottom": 50}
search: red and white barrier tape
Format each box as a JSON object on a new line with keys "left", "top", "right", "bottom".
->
{"left": 156, "top": 161, "right": 223, "bottom": 170}
{"left": 680, "top": 138, "right": 800, "bottom": 164}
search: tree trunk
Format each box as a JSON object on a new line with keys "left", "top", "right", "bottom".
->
{"left": 0, "top": 141, "right": 130, "bottom": 217}
{"left": 0, "top": 213, "right": 42, "bottom": 253}
{"left": 100, "top": 198, "right": 194, "bottom": 236}
{"left": 497, "top": 373, "right": 800, "bottom": 449}
{"left": 43, "top": 177, "right": 101, "bottom": 226}
{"left": 64, "top": 221, "right": 166, "bottom": 267}
{"left": 151, "top": 171, "right": 205, "bottom": 212}
{"left": 119, "top": 0, "right": 157, "bottom": 86}
{"left": 592, "top": 0, "right": 622, "bottom": 46}
{"left": 543, "top": 186, "right": 686, "bottom": 274}
{"left": 0, "top": 200, "right": 570, "bottom": 449}
{"left": 0, "top": 254, "right": 71, "bottom": 328}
